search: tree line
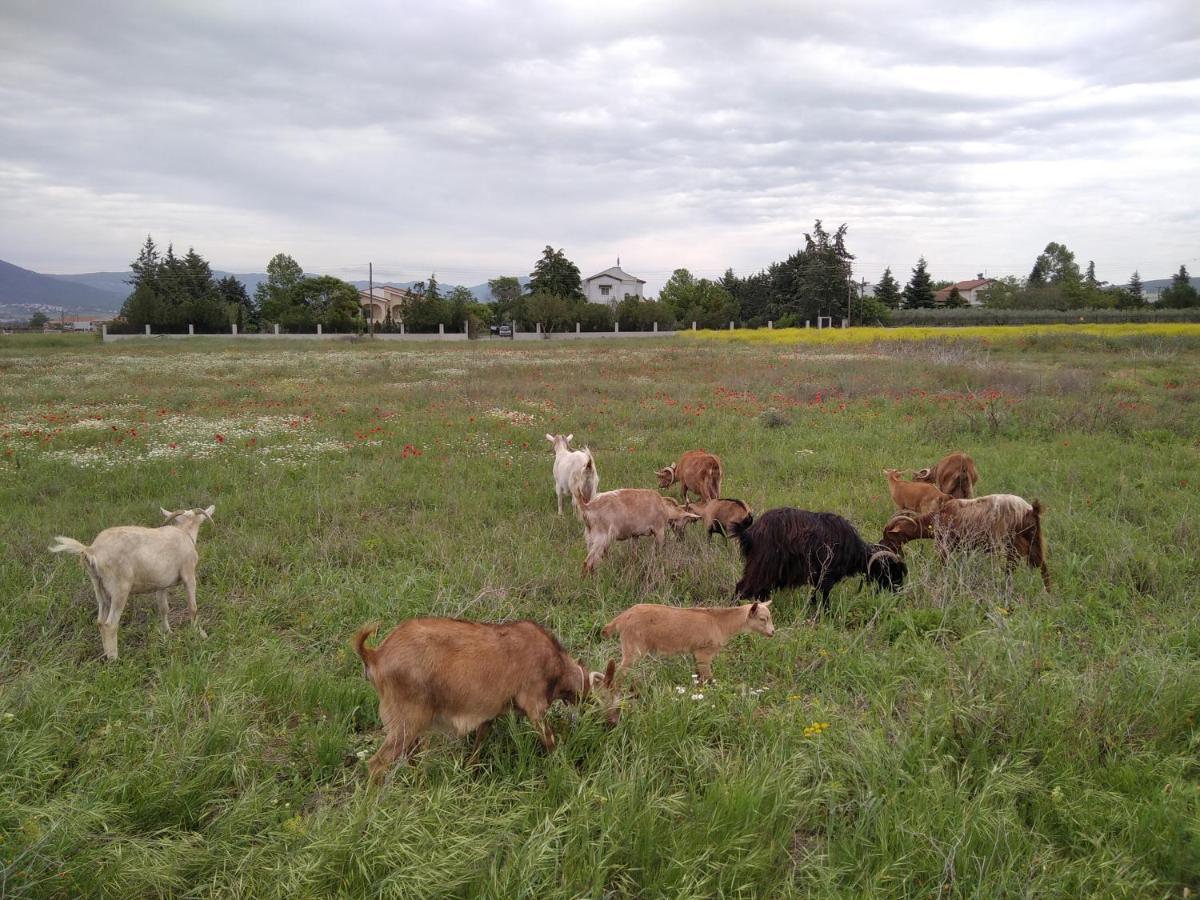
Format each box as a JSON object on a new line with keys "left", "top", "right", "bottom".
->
{"left": 118, "top": 238, "right": 362, "bottom": 333}
{"left": 115, "top": 229, "right": 1198, "bottom": 335}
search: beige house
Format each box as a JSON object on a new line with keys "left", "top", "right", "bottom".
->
{"left": 583, "top": 264, "right": 645, "bottom": 306}
{"left": 934, "top": 276, "right": 994, "bottom": 307}
{"left": 359, "top": 285, "right": 414, "bottom": 324}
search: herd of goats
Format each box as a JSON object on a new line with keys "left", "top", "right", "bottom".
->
{"left": 47, "top": 436, "right": 1048, "bottom": 782}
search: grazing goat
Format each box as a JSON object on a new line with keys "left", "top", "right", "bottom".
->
{"left": 684, "top": 498, "right": 753, "bottom": 540}
{"left": 49, "top": 506, "right": 215, "bottom": 660}
{"left": 353, "top": 617, "right": 608, "bottom": 781}
{"left": 546, "top": 433, "right": 598, "bottom": 516}
{"left": 884, "top": 468, "right": 950, "bottom": 513}
{"left": 734, "top": 508, "right": 906, "bottom": 607}
{"left": 913, "top": 451, "right": 978, "bottom": 499}
{"left": 602, "top": 601, "right": 774, "bottom": 685}
{"left": 575, "top": 487, "right": 700, "bottom": 573}
{"left": 880, "top": 494, "right": 1049, "bottom": 587}
{"left": 656, "top": 450, "right": 722, "bottom": 503}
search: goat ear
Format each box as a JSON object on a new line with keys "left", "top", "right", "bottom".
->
{"left": 566, "top": 434, "right": 573, "bottom": 443}
{"left": 749, "top": 601, "right": 759, "bottom": 613}
{"left": 203, "top": 504, "right": 216, "bottom": 520}
{"left": 545, "top": 433, "right": 554, "bottom": 442}
{"left": 760, "top": 599, "right": 771, "bottom": 607}
{"left": 604, "top": 658, "right": 616, "bottom": 687}
{"left": 160, "top": 507, "right": 178, "bottom": 522}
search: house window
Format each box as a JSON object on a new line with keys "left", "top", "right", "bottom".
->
{"left": 599, "top": 284, "right": 611, "bottom": 297}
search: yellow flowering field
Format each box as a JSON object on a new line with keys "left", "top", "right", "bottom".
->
{"left": 686, "top": 322, "right": 1200, "bottom": 344}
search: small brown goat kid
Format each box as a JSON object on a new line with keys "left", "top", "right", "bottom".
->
{"left": 884, "top": 468, "right": 950, "bottom": 513}
{"left": 353, "top": 617, "right": 609, "bottom": 781}
{"left": 684, "top": 498, "right": 753, "bottom": 540}
{"left": 602, "top": 601, "right": 774, "bottom": 685}
{"left": 913, "top": 451, "right": 978, "bottom": 499}
{"left": 657, "top": 450, "right": 723, "bottom": 502}
{"left": 881, "top": 493, "right": 1049, "bottom": 587}
{"left": 574, "top": 487, "right": 700, "bottom": 573}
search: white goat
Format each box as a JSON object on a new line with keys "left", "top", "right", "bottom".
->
{"left": 49, "top": 506, "right": 215, "bottom": 660}
{"left": 546, "top": 433, "right": 598, "bottom": 516}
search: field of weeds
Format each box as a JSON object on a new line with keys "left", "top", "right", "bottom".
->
{"left": 2, "top": 331, "right": 1199, "bottom": 897}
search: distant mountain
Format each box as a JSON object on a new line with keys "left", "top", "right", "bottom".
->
{"left": 0, "top": 259, "right": 122, "bottom": 320}
{"left": 1141, "top": 276, "right": 1199, "bottom": 292}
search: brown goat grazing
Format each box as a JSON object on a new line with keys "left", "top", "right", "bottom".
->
{"left": 684, "top": 498, "right": 753, "bottom": 540}
{"left": 884, "top": 468, "right": 950, "bottom": 513}
{"left": 602, "top": 601, "right": 774, "bottom": 684}
{"left": 575, "top": 487, "right": 700, "bottom": 573}
{"left": 913, "top": 452, "right": 978, "bottom": 499}
{"left": 353, "top": 617, "right": 607, "bottom": 781}
{"left": 880, "top": 493, "right": 1049, "bottom": 587}
{"left": 656, "top": 450, "right": 723, "bottom": 502}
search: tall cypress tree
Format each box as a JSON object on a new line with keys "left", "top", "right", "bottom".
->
{"left": 1129, "top": 270, "right": 1144, "bottom": 301}
{"left": 874, "top": 267, "right": 901, "bottom": 309}
{"left": 902, "top": 258, "right": 935, "bottom": 309}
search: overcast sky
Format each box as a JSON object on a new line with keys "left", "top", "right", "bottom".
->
{"left": 1, "top": 0, "right": 1197, "bottom": 292}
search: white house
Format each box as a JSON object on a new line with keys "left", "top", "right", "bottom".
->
{"left": 359, "top": 285, "right": 414, "bottom": 324}
{"left": 934, "top": 276, "right": 994, "bottom": 307}
{"left": 582, "top": 264, "right": 645, "bottom": 306}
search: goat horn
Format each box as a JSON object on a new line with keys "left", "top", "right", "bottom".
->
{"left": 868, "top": 550, "right": 900, "bottom": 569}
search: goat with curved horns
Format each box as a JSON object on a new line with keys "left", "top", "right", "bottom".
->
{"left": 734, "top": 507, "right": 906, "bottom": 608}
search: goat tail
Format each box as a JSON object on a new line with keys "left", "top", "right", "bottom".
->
{"left": 601, "top": 613, "right": 623, "bottom": 638}
{"left": 1029, "top": 499, "right": 1047, "bottom": 562}
{"left": 572, "top": 483, "right": 591, "bottom": 515}
{"left": 353, "top": 622, "right": 381, "bottom": 670}
{"left": 49, "top": 536, "right": 89, "bottom": 556}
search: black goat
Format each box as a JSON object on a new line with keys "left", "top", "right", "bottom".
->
{"left": 733, "top": 508, "right": 906, "bottom": 606}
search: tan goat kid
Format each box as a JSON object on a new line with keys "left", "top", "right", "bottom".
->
{"left": 602, "top": 601, "right": 775, "bottom": 685}
{"left": 574, "top": 487, "right": 700, "bottom": 573}
{"left": 684, "top": 498, "right": 753, "bottom": 540}
{"left": 881, "top": 494, "right": 1049, "bottom": 588}
{"left": 913, "top": 451, "right": 979, "bottom": 499}
{"left": 884, "top": 468, "right": 950, "bottom": 513}
{"left": 656, "top": 450, "right": 723, "bottom": 503}
{"left": 49, "top": 506, "right": 215, "bottom": 660}
{"left": 353, "top": 617, "right": 609, "bottom": 781}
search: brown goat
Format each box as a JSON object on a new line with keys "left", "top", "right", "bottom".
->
{"left": 602, "top": 601, "right": 775, "bottom": 685}
{"left": 656, "top": 450, "right": 723, "bottom": 502}
{"left": 913, "top": 452, "right": 978, "bottom": 499}
{"left": 353, "top": 618, "right": 607, "bottom": 781}
{"left": 575, "top": 487, "right": 700, "bottom": 573}
{"left": 684, "top": 498, "right": 753, "bottom": 540}
{"left": 884, "top": 468, "right": 950, "bottom": 513}
{"left": 880, "top": 493, "right": 1048, "bottom": 587}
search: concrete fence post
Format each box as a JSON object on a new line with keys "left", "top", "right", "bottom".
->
{"left": 145, "top": 324, "right": 151, "bottom": 336}
{"left": 692, "top": 321, "right": 697, "bottom": 330}
{"left": 576, "top": 322, "right": 580, "bottom": 334}
{"left": 536, "top": 322, "right": 542, "bottom": 334}
{"left": 317, "top": 323, "right": 323, "bottom": 336}
{"left": 232, "top": 323, "right": 238, "bottom": 336}
{"left": 102, "top": 323, "right": 108, "bottom": 340}
{"left": 728, "top": 320, "right": 734, "bottom": 330}
{"left": 653, "top": 321, "right": 659, "bottom": 332}
{"left": 400, "top": 321, "right": 405, "bottom": 335}
{"left": 805, "top": 321, "right": 810, "bottom": 329}
{"left": 464, "top": 321, "right": 469, "bottom": 336}
{"left": 274, "top": 323, "right": 280, "bottom": 335}
{"left": 188, "top": 324, "right": 194, "bottom": 336}
{"left": 768, "top": 320, "right": 773, "bottom": 329}
{"left": 615, "top": 322, "right": 620, "bottom": 333}
{"left": 438, "top": 323, "right": 444, "bottom": 335}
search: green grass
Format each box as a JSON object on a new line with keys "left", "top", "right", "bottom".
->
{"left": 2, "top": 332, "right": 1199, "bottom": 897}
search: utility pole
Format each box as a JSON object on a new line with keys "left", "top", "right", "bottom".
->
{"left": 368, "top": 262, "right": 373, "bottom": 336}
{"left": 847, "top": 271, "right": 852, "bottom": 325}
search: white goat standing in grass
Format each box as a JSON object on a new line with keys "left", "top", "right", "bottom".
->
{"left": 546, "top": 433, "right": 598, "bottom": 516}
{"left": 49, "top": 506, "right": 215, "bottom": 660}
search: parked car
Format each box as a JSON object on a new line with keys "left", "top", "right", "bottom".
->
{"left": 498, "top": 324, "right": 513, "bottom": 338}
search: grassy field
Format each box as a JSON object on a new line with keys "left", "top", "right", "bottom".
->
{"left": 2, "top": 330, "right": 1199, "bottom": 897}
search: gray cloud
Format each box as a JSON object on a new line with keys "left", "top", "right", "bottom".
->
{"left": 1, "top": 0, "right": 1197, "bottom": 291}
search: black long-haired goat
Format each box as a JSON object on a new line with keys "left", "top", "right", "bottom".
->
{"left": 732, "top": 508, "right": 906, "bottom": 606}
